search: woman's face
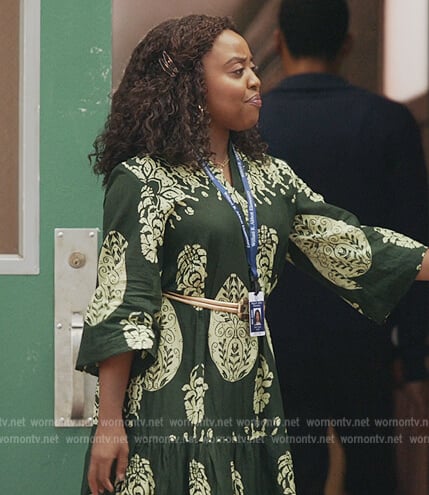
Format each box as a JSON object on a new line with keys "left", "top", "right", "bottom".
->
{"left": 203, "top": 29, "right": 262, "bottom": 135}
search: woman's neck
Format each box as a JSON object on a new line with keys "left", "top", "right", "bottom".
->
{"left": 208, "top": 126, "right": 232, "bottom": 184}
{"left": 209, "top": 126, "right": 230, "bottom": 164}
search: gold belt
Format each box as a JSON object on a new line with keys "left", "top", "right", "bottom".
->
{"left": 163, "top": 291, "right": 249, "bottom": 321}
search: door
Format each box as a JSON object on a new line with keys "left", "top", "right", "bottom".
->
{"left": 0, "top": 1, "right": 111, "bottom": 492}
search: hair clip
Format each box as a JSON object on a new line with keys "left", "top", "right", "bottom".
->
{"left": 158, "top": 50, "right": 179, "bottom": 78}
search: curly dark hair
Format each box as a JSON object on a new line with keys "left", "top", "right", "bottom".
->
{"left": 91, "top": 14, "right": 267, "bottom": 184}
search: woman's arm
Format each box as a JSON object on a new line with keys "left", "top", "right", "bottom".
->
{"left": 88, "top": 351, "right": 134, "bottom": 495}
{"left": 416, "top": 249, "right": 429, "bottom": 280}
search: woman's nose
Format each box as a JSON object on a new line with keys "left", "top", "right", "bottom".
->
{"left": 248, "top": 71, "right": 261, "bottom": 90}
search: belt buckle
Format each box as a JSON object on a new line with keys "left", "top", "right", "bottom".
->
{"left": 237, "top": 297, "right": 249, "bottom": 321}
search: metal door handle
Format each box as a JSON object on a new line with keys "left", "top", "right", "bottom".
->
{"left": 71, "top": 312, "right": 84, "bottom": 419}
{"left": 54, "top": 228, "right": 98, "bottom": 427}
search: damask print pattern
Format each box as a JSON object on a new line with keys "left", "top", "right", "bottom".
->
{"left": 212, "top": 170, "right": 251, "bottom": 222}
{"left": 115, "top": 454, "right": 155, "bottom": 495}
{"left": 286, "top": 165, "right": 324, "bottom": 203}
{"left": 76, "top": 153, "right": 427, "bottom": 495}
{"left": 143, "top": 297, "right": 183, "bottom": 391}
{"left": 244, "top": 417, "right": 279, "bottom": 441}
{"left": 373, "top": 227, "right": 423, "bottom": 249}
{"left": 168, "top": 163, "right": 211, "bottom": 195}
{"left": 208, "top": 274, "right": 258, "bottom": 382}
{"left": 189, "top": 459, "right": 212, "bottom": 495}
{"left": 290, "top": 215, "right": 372, "bottom": 289}
{"left": 85, "top": 230, "right": 128, "bottom": 326}
{"left": 246, "top": 154, "right": 291, "bottom": 205}
{"left": 126, "top": 374, "right": 144, "bottom": 419}
{"left": 182, "top": 364, "right": 209, "bottom": 426}
{"left": 124, "top": 157, "right": 201, "bottom": 264}
{"left": 245, "top": 164, "right": 278, "bottom": 206}
{"left": 230, "top": 461, "right": 245, "bottom": 495}
{"left": 120, "top": 311, "right": 155, "bottom": 350}
{"left": 176, "top": 244, "right": 208, "bottom": 297}
{"left": 207, "top": 162, "right": 252, "bottom": 222}
{"left": 247, "top": 156, "right": 324, "bottom": 205}
{"left": 277, "top": 452, "right": 296, "bottom": 495}
{"left": 257, "top": 225, "right": 279, "bottom": 295}
{"left": 253, "top": 355, "right": 274, "bottom": 415}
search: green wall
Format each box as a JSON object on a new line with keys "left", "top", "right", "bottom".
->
{"left": 0, "top": 1, "right": 111, "bottom": 491}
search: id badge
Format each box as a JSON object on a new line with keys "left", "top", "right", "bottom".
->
{"left": 248, "top": 291, "right": 265, "bottom": 337}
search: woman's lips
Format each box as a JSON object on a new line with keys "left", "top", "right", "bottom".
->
{"left": 246, "top": 95, "right": 262, "bottom": 108}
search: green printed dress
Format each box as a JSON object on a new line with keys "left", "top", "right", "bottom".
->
{"left": 76, "top": 150, "right": 426, "bottom": 495}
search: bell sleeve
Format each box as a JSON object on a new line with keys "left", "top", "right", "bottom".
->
{"left": 76, "top": 164, "right": 164, "bottom": 376}
{"left": 284, "top": 163, "right": 427, "bottom": 324}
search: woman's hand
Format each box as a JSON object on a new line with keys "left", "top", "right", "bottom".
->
{"left": 88, "top": 351, "right": 135, "bottom": 494}
{"left": 88, "top": 423, "right": 129, "bottom": 494}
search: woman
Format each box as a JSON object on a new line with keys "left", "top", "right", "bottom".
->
{"left": 76, "top": 14, "right": 429, "bottom": 495}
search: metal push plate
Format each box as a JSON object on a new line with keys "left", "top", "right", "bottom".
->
{"left": 54, "top": 228, "right": 99, "bottom": 427}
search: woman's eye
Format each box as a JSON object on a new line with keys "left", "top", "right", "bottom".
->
{"left": 251, "top": 65, "right": 259, "bottom": 74}
{"left": 231, "top": 65, "right": 258, "bottom": 77}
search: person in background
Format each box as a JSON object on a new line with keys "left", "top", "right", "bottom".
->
{"left": 259, "top": 1, "right": 429, "bottom": 494}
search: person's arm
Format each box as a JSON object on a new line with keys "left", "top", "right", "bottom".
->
{"left": 276, "top": 154, "right": 427, "bottom": 325}
{"left": 76, "top": 163, "right": 165, "bottom": 493}
{"left": 88, "top": 351, "right": 134, "bottom": 495}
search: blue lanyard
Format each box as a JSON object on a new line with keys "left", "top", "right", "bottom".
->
{"left": 202, "top": 146, "right": 260, "bottom": 292}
